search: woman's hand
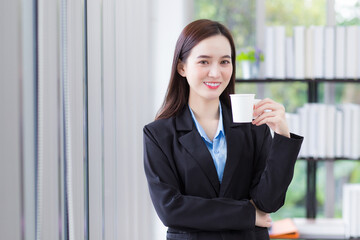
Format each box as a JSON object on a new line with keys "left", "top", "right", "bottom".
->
{"left": 250, "top": 200, "right": 272, "bottom": 228}
{"left": 252, "top": 98, "right": 290, "bottom": 138}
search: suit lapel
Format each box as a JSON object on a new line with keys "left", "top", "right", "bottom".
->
{"left": 176, "top": 107, "right": 221, "bottom": 195}
{"left": 219, "top": 103, "right": 248, "bottom": 197}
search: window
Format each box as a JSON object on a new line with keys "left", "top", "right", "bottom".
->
{"left": 331, "top": 0, "right": 360, "bottom": 218}
{"left": 193, "top": 0, "right": 360, "bottom": 221}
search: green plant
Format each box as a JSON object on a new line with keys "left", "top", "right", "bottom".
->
{"left": 236, "top": 47, "right": 264, "bottom": 63}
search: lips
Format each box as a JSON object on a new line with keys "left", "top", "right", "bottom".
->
{"left": 204, "top": 82, "right": 221, "bottom": 89}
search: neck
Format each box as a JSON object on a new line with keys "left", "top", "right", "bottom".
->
{"left": 188, "top": 96, "right": 220, "bottom": 120}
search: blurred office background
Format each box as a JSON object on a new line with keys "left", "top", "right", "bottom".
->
{"left": 0, "top": 0, "right": 359, "bottom": 240}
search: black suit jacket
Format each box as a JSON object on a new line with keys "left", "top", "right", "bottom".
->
{"left": 143, "top": 103, "right": 303, "bottom": 240}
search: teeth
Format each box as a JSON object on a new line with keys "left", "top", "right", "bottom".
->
{"left": 205, "top": 82, "right": 220, "bottom": 87}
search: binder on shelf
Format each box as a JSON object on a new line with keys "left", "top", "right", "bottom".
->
{"left": 286, "top": 113, "right": 300, "bottom": 139}
{"left": 293, "top": 26, "right": 305, "bottom": 79}
{"left": 308, "top": 104, "right": 318, "bottom": 158}
{"left": 313, "top": 26, "right": 324, "bottom": 79}
{"left": 350, "top": 105, "right": 360, "bottom": 159}
{"left": 343, "top": 184, "right": 360, "bottom": 238}
{"left": 286, "top": 37, "right": 294, "bottom": 79}
{"left": 324, "top": 27, "right": 335, "bottom": 79}
{"left": 265, "top": 27, "right": 275, "bottom": 78}
{"left": 305, "top": 27, "right": 314, "bottom": 79}
{"left": 298, "top": 105, "right": 308, "bottom": 158}
{"left": 341, "top": 104, "right": 353, "bottom": 158}
{"left": 274, "top": 26, "right": 286, "bottom": 79}
{"left": 286, "top": 103, "right": 360, "bottom": 159}
{"left": 335, "top": 26, "right": 345, "bottom": 79}
{"left": 358, "top": 26, "right": 360, "bottom": 79}
{"left": 335, "top": 110, "right": 344, "bottom": 158}
{"left": 326, "top": 105, "right": 336, "bottom": 158}
{"left": 345, "top": 26, "right": 358, "bottom": 79}
{"left": 269, "top": 218, "right": 299, "bottom": 239}
{"left": 317, "top": 104, "right": 327, "bottom": 158}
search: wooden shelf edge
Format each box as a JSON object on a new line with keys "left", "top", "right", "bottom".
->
{"left": 298, "top": 157, "right": 360, "bottom": 161}
{"left": 235, "top": 78, "right": 360, "bottom": 83}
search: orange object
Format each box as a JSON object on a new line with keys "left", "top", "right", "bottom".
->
{"left": 269, "top": 218, "right": 300, "bottom": 239}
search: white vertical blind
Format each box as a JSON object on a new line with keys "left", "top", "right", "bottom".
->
{"left": 3, "top": 0, "right": 177, "bottom": 239}
{"left": 66, "top": 0, "right": 85, "bottom": 239}
{"left": 88, "top": 0, "right": 155, "bottom": 239}
{"left": 0, "top": 0, "right": 22, "bottom": 239}
{"left": 88, "top": 0, "right": 104, "bottom": 239}
{"left": 37, "top": 0, "right": 62, "bottom": 239}
{"left": 22, "top": 0, "right": 37, "bottom": 238}
{"left": 115, "top": 1, "right": 131, "bottom": 239}
{"left": 103, "top": 0, "right": 116, "bottom": 239}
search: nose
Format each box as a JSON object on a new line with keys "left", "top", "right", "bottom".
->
{"left": 208, "top": 63, "right": 221, "bottom": 78}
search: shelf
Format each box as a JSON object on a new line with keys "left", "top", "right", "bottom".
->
{"left": 236, "top": 77, "right": 360, "bottom": 219}
{"left": 235, "top": 78, "right": 360, "bottom": 83}
{"left": 299, "top": 157, "right": 360, "bottom": 161}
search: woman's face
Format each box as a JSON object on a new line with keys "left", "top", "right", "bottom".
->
{"left": 177, "top": 35, "right": 233, "bottom": 103}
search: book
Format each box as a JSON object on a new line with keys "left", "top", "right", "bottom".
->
{"left": 286, "top": 37, "right": 294, "bottom": 79}
{"left": 274, "top": 26, "right": 286, "bottom": 79}
{"left": 324, "top": 27, "right": 335, "bottom": 79}
{"left": 341, "top": 104, "right": 353, "bottom": 158}
{"left": 335, "top": 26, "right": 345, "bottom": 78}
{"left": 293, "top": 218, "right": 345, "bottom": 238}
{"left": 345, "top": 26, "right": 358, "bottom": 79}
{"left": 350, "top": 105, "right": 360, "bottom": 159}
{"left": 298, "top": 105, "right": 309, "bottom": 157}
{"left": 358, "top": 26, "right": 360, "bottom": 79}
{"left": 343, "top": 184, "right": 360, "bottom": 238}
{"left": 317, "top": 104, "right": 327, "bottom": 158}
{"left": 308, "top": 104, "right": 318, "bottom": 158}
{"left": 265, "top": 27, "right": 275, "bottom": 78}
{"left": 326, "top": 105, "right": 336, "bottom": 158}
{"left": 286, "top": 103, "right": 360, "bottom": 159}
{"left": 305, "top": 27, "right": 314, "bottom": 79}
{"left": 293, "top": 26, "right": 305, "bottom": 79}
{"left": 313, "top": 26, "right": 325, "bottom": 78}
{"left": 269, "top": 218, "right": 299, "bottom": 239}
{"left": 335, "top": 109, "right": 344, "bottom": 158}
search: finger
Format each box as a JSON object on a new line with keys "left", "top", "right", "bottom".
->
{"left": 254, "top": 102, "right": 284, "bottom": 116}
{"left": 254, "top": 115, "right": 281, "bottom": 127}
{"left": 252, "top": 111, "right": 278, "bottom": 125}
{"left": 255, "top": 98, "right": 276, "bottom": 108}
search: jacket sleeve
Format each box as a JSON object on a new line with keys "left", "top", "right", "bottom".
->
{"left": 250, "top": 126, "right": 303, "bottom": 213}
{"left": 143, "top": 126, "right": 256, "bottom": 231}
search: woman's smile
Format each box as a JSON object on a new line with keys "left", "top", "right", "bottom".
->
{"left": 177, "top": 34, "right": 233, "bottom": 103}
{"left": 204, "top": 82, "right": 221, "bottom": 89}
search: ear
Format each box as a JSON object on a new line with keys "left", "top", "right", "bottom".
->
{"left": 177, "top": 60, "right": 186, "bottom": 77}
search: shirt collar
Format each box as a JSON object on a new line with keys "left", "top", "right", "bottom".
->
{"left": 188, "top": 102, "right": 225, "bottom": 143}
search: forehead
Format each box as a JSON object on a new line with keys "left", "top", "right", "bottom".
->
{"left": 189, "top": 35, "right": 232, "bottom": 57}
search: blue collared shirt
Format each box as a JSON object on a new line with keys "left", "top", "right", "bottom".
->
{"left": 189, "top": 103, "right": 227, "bottom": 183}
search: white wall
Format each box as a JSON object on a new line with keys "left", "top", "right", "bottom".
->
{"left": 151, "top": 0, "right": 191, "bottom": 116}
{"left": 150, "top": 1, "right": 190, "bottom": 239}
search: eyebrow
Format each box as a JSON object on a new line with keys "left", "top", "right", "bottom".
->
{"left": 197, "top": 55, "right": 231, "bottom": 59}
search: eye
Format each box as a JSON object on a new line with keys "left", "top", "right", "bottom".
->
{"left": 199, "top": 60, "right": 209, "bottom": 64}
{"left": 221, "top": 60, "right": 231, "bottom": 64}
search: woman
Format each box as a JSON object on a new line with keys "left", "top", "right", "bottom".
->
{"left": 143, "top": 19, "right": 303, "bottom": 240}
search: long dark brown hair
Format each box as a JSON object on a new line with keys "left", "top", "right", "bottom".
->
{"left": 155, "top": 19, "right": 236, "bottom": 120}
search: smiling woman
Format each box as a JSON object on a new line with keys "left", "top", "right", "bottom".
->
{"left": 143, "top": 19, "right": 303, "bottom": 240}
{"left": 177, "top": 35, "right": 232, "bottom": 104}
{"left": 177, "top": 34, "right": 233, "bottom": 142}
{"left": 155, "top": 19, "right": 236, "bottom": 120}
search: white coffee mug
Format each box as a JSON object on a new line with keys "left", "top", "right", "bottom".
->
{"left": 230, "top": 94, "right": 260, "bottom": 123}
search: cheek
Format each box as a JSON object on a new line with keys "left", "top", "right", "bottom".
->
{"left": 223, "top": 66, "right": 233, "bottom": 80}
{"left": 188, "top": 66, "right": 208, "bottom": 80}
